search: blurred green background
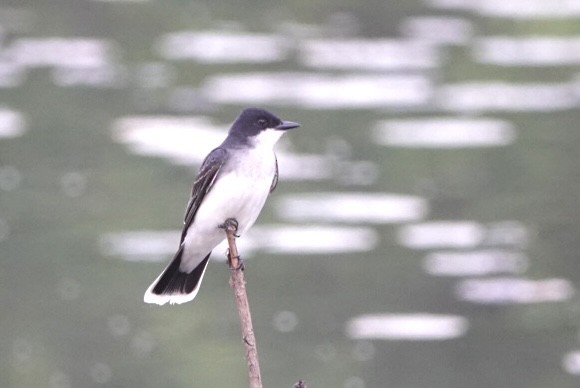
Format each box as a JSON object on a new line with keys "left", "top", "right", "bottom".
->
{"left": 2, "top": 1, "right": 580, "bottom": 387}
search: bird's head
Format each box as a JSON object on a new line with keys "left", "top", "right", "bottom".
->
{"left": 228, "top": 108, "right": 300, "bottom": 148}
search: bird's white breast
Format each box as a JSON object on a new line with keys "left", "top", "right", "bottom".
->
{"left": 180, "top": 146, "right": 276, "bottom": 272}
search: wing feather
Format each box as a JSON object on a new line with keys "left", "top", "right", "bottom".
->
{"left": 180, "top": 148, "right": 229, "bottom": 242}
{"left": 269, "top": 154, "right": 279, "bottom": 193}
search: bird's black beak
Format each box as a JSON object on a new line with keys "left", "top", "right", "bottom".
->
{"left": 276, "top": 120, "right": 300, "bottom": 130}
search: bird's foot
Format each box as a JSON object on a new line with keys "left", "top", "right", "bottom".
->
{"left": 226, "top": 249, "right": 245, "bottom": 271}
{"left": 218, "top": 218, "right": 240, "bottom": 237}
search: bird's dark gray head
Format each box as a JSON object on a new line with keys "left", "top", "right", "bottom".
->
{"left": 226, "top": 108, "right": 300, "bottom": 147}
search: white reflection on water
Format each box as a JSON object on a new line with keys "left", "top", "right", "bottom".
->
{"left": 374, "top": 117, "right": 515, "bottom": 148}
{"left": 424, "top": 250, "right": 528, "bottom": 276}
{"left": 0, "top": 108, "right": 26, "bottom": 138}
{"left": 112, "top": 116, "right": 224, "bottom": 165}
{"left": 156, "top": 31, "right": 286, "bottom": 63}
{"left": 456, "top": 277, "right": 575, "bottom": 304}
{"left": 438, "top": 81, "right": 577, "bottom": 112}
{"left": 426, "top": 0, "right": 580, "bottom": 18}
{"left": 100, "top": 224, "right": 378, "bottom": 261}
{"left": 52, "top": 64, "right": 126, "bottom": 88}
{"left": 100, "top": 231, "right": 178, "bottom": 261}
{"left": 563, "top": 351, "right": 580, "bottom": 375}
{"left": 0, "top": 37, "right": 123, "bottom": 88}
{"left": 300, "top": 39, "right": 438, "bottom": 70}
{"left": 247, "top": 225, "right": 378, "bottom": 254}
{"left": 346, "top": 313, "right": 468, "bottom": 340}
{"left": 203, "top": 72, "right": 432, "bottom": 109}
{"left": 6, "top": 38, "right": 117, "bottom": 68}
{"left": 398, "top": 221, "right": 485, "bottom": 249}
{"left": 276, "top": 193, "right": 427, "bottom": 224}
{"left": 399, "top": 221, "right": 529, "bottom": 249}
{"left": 400, "top": 17, "right": 472, "bottom": 45}
{"left": 475, "top": 36, "right": 580, "bottom": 66}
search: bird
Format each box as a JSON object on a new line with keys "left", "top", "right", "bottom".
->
{"left": 144, "top": 108, "right": 300, "bottom": 305}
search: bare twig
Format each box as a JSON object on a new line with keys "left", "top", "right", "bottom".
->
{"left": 223, "top": 219, "right": 262, "bottom": 388}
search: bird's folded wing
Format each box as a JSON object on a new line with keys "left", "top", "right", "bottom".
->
{"left": 270, "top": 154, "right": 279, "bottom": 193}
{"left": 180, "top": 147, "right": 229, "bottom": 243}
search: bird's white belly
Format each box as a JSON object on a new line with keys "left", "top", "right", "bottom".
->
{"left": 180, "top": 152, "right": 275, "bottom": 272}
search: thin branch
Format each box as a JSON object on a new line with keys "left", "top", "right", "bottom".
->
{"left": 223, "top": 219, "right": 263, "bottom": 388}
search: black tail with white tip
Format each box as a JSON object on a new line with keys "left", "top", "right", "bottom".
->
{"left": 143, "top": 246, "right": 211, "bottom": 305}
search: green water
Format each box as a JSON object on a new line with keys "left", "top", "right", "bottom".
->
{"left": 2, "top": 1, "right": 580, "bottom": 387}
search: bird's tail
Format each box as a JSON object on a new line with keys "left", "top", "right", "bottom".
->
{"left": 143, "top": 246, "right": 211, "bottom": 305}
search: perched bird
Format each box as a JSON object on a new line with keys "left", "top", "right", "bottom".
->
{"left": 144, "top": 108, "right": 300, "bottom": 305}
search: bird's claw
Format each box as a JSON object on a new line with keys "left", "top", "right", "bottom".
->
{"left": 226, "top": 249, "right": 245, "bottom": 271}
{"left": 219, "top": 218, "right": 240, "bottom": 237}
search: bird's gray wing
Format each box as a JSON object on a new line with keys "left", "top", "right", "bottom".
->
{"left": 180, "top": 147, "right": 229, "bottom": 243}
{"left": 269, "top": 154, "right": 279, "bottom": 193}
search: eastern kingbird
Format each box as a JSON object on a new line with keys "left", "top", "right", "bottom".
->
{"left": 144, "top": 108, "right": 300, "bottom": 305}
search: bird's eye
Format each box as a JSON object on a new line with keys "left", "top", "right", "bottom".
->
{"left": 257, "top": 119, "right": 268, "bottom": 128}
